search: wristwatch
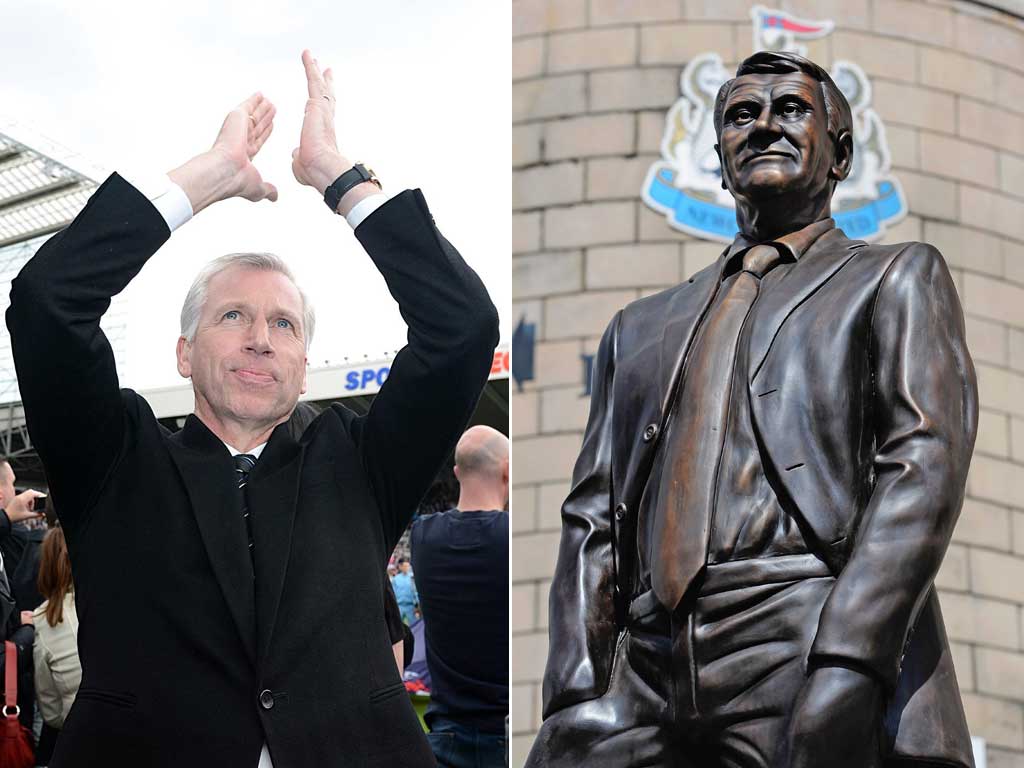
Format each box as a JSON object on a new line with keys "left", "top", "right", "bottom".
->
{"left": 324, "top": 163, "right": 382, "bottom": 213}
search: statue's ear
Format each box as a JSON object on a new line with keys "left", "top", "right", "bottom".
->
{"left": 715, "top": 144, "right": 728, "bottom": 190}
{"left": 830, "top": 129, "right": 854, "bottom": 182}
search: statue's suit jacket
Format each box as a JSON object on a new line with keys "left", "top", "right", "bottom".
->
{"left": 7, "top": 175, "right": 499, "bottom": 767}
{"left": 544, "top": 227, "right": 978, "bottom": 767}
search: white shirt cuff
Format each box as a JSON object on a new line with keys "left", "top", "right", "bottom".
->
{"left": 345, "top": 193, "right": 388, "bottom": 230}
{"left": 121, "top": 172, "right": 194, "bottom": 233}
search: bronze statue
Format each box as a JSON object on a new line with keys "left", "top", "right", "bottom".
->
{"left": 526, "top": 51, "right": 978, "bottom": 768}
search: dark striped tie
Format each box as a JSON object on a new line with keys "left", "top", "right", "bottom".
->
{"left": 234, "top": 453, "right": 257, "bottom": 573}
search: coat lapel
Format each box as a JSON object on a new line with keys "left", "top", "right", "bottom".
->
{"left": 165, "top": 416, "right": 257, "bottom": 667}
{"left": 748, "top": 229, "right": 864, "bottom": 384}
{"left": 657, "top": 253, "right": 727, "bottom": 418}
{"left": 246, "top": 419, "right": 303, "bottom": 668}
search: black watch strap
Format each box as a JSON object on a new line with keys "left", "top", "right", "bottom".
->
{"left": 324, "top": 163, "right": 381, "bottom": 213}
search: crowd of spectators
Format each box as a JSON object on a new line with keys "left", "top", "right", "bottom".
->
{"left": 0, "top": 458, "right": 82, "bottom": 767}
{"left": 385, "top": 463, "right": 462, "bottom": 626}
{"left": 391, "top": 558, "right": 420, "bottom": 625}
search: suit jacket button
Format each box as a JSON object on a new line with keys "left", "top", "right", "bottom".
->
{"left": 260, "top": 689, "right": 274, "bottom": 710}
{"left": 614, "top": 503, "right": 627, "bottom": 521}
{"left": 642, "top": 424, "right": 658, "bottom": 442}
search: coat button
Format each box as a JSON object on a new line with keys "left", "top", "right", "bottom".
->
{"left": 614, "top": 503, "right": 627, "bottom": 521}
{"left": 259, "top": 689, "right": 274, "bottom": 710}
{"left": 642, "top": 424, "right": 658, "bottom": 442}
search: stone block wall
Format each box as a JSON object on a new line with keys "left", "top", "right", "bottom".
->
{"left": 511, "top": 1, "right": 1024, "bottom": 765}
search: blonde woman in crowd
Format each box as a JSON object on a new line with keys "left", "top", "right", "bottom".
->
{"left": 32, "top": 526, "right": 81, "bottom": 732}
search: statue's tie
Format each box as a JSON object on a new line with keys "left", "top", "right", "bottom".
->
{"left": 234, "top": 453, "right": 257, "bottom": 573}
{"left": 651, "top": 244, "right": 783, "bottom": 611}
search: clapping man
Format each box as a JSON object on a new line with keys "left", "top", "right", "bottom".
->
{"left": 8, "top": 50, "right": 498, "bottom": 767}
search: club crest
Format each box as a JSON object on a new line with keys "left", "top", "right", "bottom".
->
{"left": 642, "top": 5, "right": 907, "bottom": 243}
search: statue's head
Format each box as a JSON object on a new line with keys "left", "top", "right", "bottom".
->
{"left": 713, "top": 51, "right": 854, "bottom": 209}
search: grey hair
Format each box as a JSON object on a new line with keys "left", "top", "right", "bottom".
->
{"left": 179, "top": 252, "right": 316, "bottom": 350}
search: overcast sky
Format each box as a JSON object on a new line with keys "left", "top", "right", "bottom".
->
{"left": 2, "top": 0, "right": 510, "bottom": 391}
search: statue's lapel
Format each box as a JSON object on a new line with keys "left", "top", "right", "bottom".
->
{"left": 748, "top": 229, "right": 862, "bottom": 383}
{"left": 657, "top": 252, "right": 728, "bottom": 417}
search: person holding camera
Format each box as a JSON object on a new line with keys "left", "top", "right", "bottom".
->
{"left": 0, "top": 459, "right": 46, "bottom": 587}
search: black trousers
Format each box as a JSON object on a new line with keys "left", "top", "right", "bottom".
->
{"left": 527, "top": 554, "right": 866, "bottom": 768}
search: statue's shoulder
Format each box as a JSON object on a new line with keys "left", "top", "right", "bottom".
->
{"left": 843, "top": 239, "right": 959, "bottom": 317}
{"left": 619, "top": 284, "right": 676, "bottom": 323}
{"left": 850, "top": 240, "right": 952, "bottom": 286}
{"left": 831, "top": 231, "right": 953, "bottom": 285}
{"left": 845, "top": 236, "right": 945, "bottom": 265}
{"left": 618, "top": 256, "right": 722, "bottom": 328}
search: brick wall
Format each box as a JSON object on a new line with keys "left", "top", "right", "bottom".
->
{"left": 511, "top": 1, "right": 1024, "bottom": 766}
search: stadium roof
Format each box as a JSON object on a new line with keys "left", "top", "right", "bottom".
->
{"left": 0, "top": 119, "right": 108, "bottom": 482}
{"left": 0, "top": 117, "right": 104, "bottom": 248}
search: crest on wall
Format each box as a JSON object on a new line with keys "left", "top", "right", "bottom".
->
{"left": 641, "top": 5, "right": 907, "bottom": 243}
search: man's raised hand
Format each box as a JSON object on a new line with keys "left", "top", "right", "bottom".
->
{"left": 169, "top": 93, "right": 279, "bottom": 215}
{"left": 291, "top": 50, "right": 346, "bottom": 194}
{"left": 212, "top": 92, "right": 279, "bottom": 202}
{"left": 292, "top": 50, "right": 379, "bottom": 216}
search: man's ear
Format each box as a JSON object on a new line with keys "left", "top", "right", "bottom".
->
{"left": 301, "top": 357, "right": 308, "bottom": 395}
{"left": 715, "top": 144, "right": 728, "bottom": 190}
{"left": 176, "top": 337, "right": 192, "bottom": 379}
{"left": 829, "top": 129, "right": 854, "bottom": 182}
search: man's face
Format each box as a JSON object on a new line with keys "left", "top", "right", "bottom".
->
{"left": 717, "top": 71, "right": 834, "bottom": 201}
{"left": 400, "top": 562, "right": 411, "bottom": 574}
{"left": 176, "top": 266, "right": 308, "bottom": 428}
{"left": 0, "top": 463, "right": 14, "bottom": 507}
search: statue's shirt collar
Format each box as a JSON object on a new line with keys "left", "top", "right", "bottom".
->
{"left": 724, "top": 217, "right": 836, "bottom": 276}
